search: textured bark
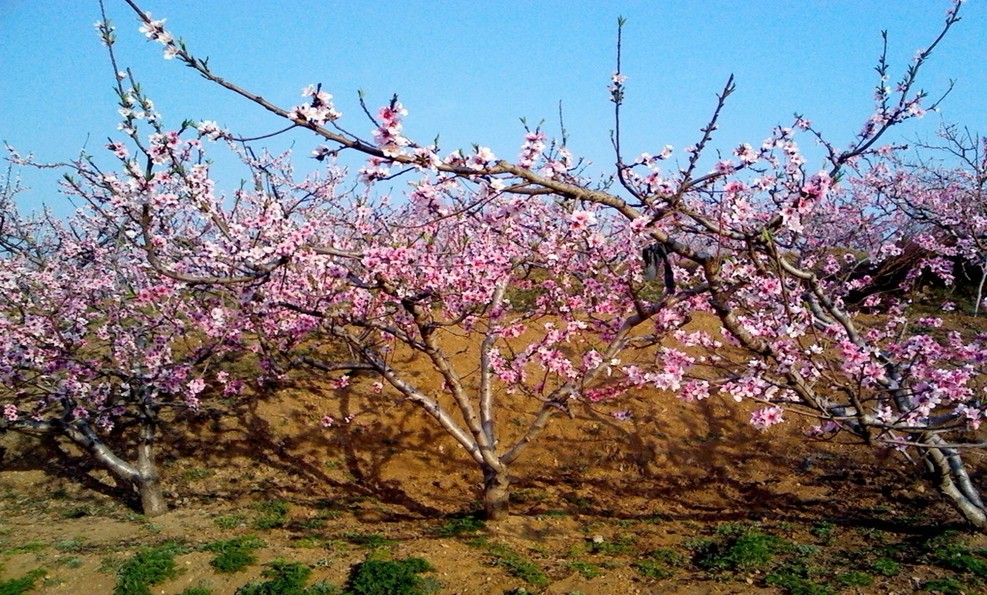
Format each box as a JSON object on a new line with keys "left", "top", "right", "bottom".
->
{"left": 922, "top": 433, "right": 987, "bottom": 532}
{"left": 135, "top": 419, "right": 167, "bottom": 517}
{"left": 482, "top": 466, "right": 511, "bottom": 521}
{"left": 62, "top": 417, "right": 168, "bottom": 517}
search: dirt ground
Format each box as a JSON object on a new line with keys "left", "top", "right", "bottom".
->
{"left": 3, "top": 316, "right": 987, "bottom": 594}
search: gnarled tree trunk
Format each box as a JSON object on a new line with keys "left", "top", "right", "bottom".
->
{"left": 921, "top": 433, "right": 987, "bottom": 531}
{"left": 63, "top": 417, "right": 168, "bottom": 517}
{"left": 482, "top": 465, "right": 511, "bottom": 521}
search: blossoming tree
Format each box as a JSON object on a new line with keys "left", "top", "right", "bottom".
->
{"left": 18, "top": 0, "right": 987, "bottom": 528}
{"left": 0, "top": 199, "right": 241, "bottom": 515}
{"left": 865, "top": 124, "right": 987, "bottom": 314}
{"left": 57, "top": 98, "right": 703, "bottom": 518}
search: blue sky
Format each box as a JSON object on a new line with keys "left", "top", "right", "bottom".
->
{"left": 2, "top": 1, "right": 985, "bottom": 215}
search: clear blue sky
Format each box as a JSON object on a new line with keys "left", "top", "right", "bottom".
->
{"left": 2, "top": 1, "right": 985, "bottom": 215}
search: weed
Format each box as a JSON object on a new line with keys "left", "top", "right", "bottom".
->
{"left": 342, "top": 532, "right": 397, "bottom": 550}
{"left": 182, "top": 467, "right": 213, "bottom": 480}
{"left": 566, "top": 561, "right": 604, "bottom": 579}
{"left": 98, "top": 555, "right": 124, "bottom": 574}
{"left": 629, "top": 547, "right": 685, "bottom": 581}
{"left": 53, "top": 537, "right": 85, "bottom": 553}
{"left": 214, "top": 514, "right": 249, "bottom": 529}
{"left": 632, "top": 560, "right": 674, "bottom": 580}
{"left": 114, "top": 541, "right": 186, "bottom": 595}
{"left": 810, "top": 521, "right": 836, "bottom": 542}
{"left": 61, "top": 505, "right": 94, "bottom": 519}
{"left": 510, "top": 488, "right": 548, "bottom": 504}
{"left": 0, "top": 568, "right": 45, "bottom": 595}
{"left": 924, "top": 533, "right": 987, "bottom": 577}
{"left": 921, "top": 577, "right": 966, "bottom": 595}
{"left": 294, "top": 518, "right": 329, "bottom": 531}
{"left": 871, "top": 557, "right": 900, "bottom": 576}
{"left": 482, "top": 543, "right": 549, "bottom": 588}
{"left": 563, "top": 494, "right": 591, "bottom": 509}
{"left": 203, "top": 536, "right": 265, "bottom": 573}
{"left": 587, "top": 535, "right": 636, "bottom": 555}
{"left": 252, "top": 500, "right": 290, "bottom": 531}
{"left": 690, "top": 524, "right": 783, "bottom": 573}
{"left": 293, "top": 536, "right": 326, "bottom": 549}
{"left": 536, "top": 509, "right": 569, "bottom": 519}
{"left": 431, "top": 514, "right": 486, "bottom": 538}
{"left": 766, "top": 571, "right": 834, "bottom": 595}
{"left": 647, "top": 548, "right": 686, "bottom": 567}
{"left": 640, "top": 512, "right": 670, "bottom": 524}
{"left": 344, "top": 557, "right": 435, "bottom": 595}
{"left": 836, "top": 570, "right": 873, "bottom": 587}
{"left": 56, "top": 557, "right": 85, "bottom": 569}
{"left": 2, "top": 542, "right": 46, "bottom": 555}
{"left": 235, "top": 560, "right": 337, "bottom": 595}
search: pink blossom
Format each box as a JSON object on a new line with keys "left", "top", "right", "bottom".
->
{"left": 750, "top": 406, "right": 784, "bottom": 430}
{"left": 582, "top": 350, "right": 604, "bottom": 371}
{"left": 187, "top": 377, "right": 206, "bottom": 396}
{"left": 678, "top": 380, "right": 710, "bottom": 402}
{"left": 197, "top": 120, "right": 225, "bottom": 141}
{"left": 568, "top": 210, "right": 597, "bottom": 231}
{"left": 3, "top": 404, "right": 16, "bottom": 422}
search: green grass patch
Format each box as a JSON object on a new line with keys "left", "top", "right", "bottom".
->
{"left": 344, "top": 557, "right": 435, "bottom": 595}
{"left": 921, "top": 577, "right": 966, "bottom": 595}
{"left": 431, "top": 514, "right": 486, "bottom": 538}
{"left": 835, "top": 570, "right": 873, "bottom": 587}
{"left": 181, "top": 467, "right": 213, "bottom": 481}
{"left": 342, "top": 532, "right": 397, "bottom": 550}
{"left": 765, "top": 566, "right": 834, "bottom": 595}
{"left": 2, "top": 541, "right": 46, "bottom": 555}
{"left": 924, "top": 532, "right": 987, "bottom": 578}
{"left": 871, "top": 556, "right": 901, "bottom": 576}
{"left": 482, "top": 543, "right": 549, "bottom": 588}
{"left": 235, "top": 560, "right": 337, "bottom": 595}
{"left": 53, "top": 537, "right": 85, "bottom": 553}
{"left": 203, "top": 536, "right": 265, "bottom": 573}
{"left": 587, "top": 535, "right": 637, "bottom": 556}
{"left": 631, "top": 548, "right": 685, "bottom": 581}
{"left": 688, "top": 523, "right": 784, "bottom": 573}
{"left": 566, "top": 560, "right": 605, "bottom": 579}
{"left": 632, "top": 560, "right": 674, "bottom": 580}
{"left": 252, "top": 500, "right": 290, "bottom": 531}
{"left": 114, "top": 541, "right": 186, "bottom": 595}
{"left": 214, "top": 513, "right": 249, "bottom": 529}
{"left": 0, "top": 568, "right": 45, "bottom": 595}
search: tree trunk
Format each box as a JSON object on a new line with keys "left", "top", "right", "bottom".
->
{"left": 974, "top": 265, "right": 986, "bottom": 317}
{"left": 482, "top": 465, "right": 511, "bottom": 521}
{"left": 63, "top": 417, "right": 169, "bottom": 517}
{"left": 135, "top": 420, "right": 168, "bottom": 517}
{"left": 922, "top": 432, "right": 987, "bottom": 532}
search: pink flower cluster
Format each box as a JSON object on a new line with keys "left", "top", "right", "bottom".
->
{"left": 289, "top": 84, "right": 341, "bottom": 126}
{"left": 372, "top": 102, "right": 409, "bottom": 157}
